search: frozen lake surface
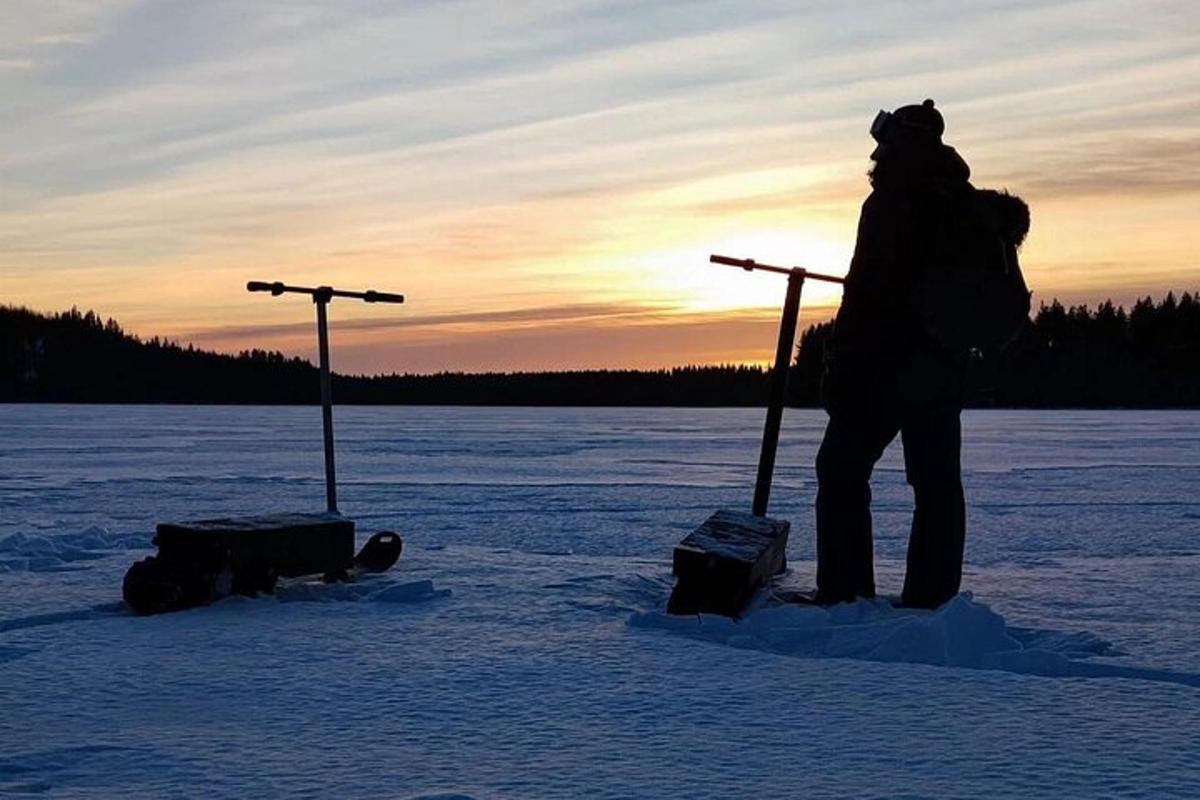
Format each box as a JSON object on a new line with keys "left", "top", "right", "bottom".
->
{"left": 1, "top": 405, "right": 1198, "bottom": 798}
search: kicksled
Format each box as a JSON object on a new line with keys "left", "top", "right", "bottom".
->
{"left": 122, "top": 281, "right": 407, "bottom": 615}
{"left": 668, "top": 256, "right": 844, "bottom": 618}
{"left": 123, "top": 514, "right": 401, "bottom": 614}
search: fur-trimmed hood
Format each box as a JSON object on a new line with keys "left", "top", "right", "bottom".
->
{"left": 977, "top": 189, "right": 1030, "bottom": 248}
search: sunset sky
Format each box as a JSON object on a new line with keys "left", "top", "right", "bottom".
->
{"left": 2, "top": 0, "right": 1197, "bottom": 373}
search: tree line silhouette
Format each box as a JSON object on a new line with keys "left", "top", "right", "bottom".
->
{"left": 1, "top": 306, "right": 318, "bottom": 403}
{"left": 791, "top": 292, "right": 1200, "bottom": 407}
{"left": 2, "top": 293, "right": 1197, "bottom": 407}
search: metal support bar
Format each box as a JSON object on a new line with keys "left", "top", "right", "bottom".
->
{"left": 247, "top": 280, "right": 404, "bottom": 515}
{"left": 752, "top": 271, "right": 804, "bottom": 517}
{"left": 314, "top": 291, "right": 337, "bottom": 513}
{"left": 709, "top": 254, "right": 845, "bottom": 517}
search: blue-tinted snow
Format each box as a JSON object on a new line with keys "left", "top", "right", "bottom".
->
{"left": 0, "top": 405, "right": 1198, "bottom": 798}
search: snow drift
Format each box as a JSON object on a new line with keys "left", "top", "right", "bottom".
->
{"left": 631, "top": 594, "right": 1200, "bottom": 686}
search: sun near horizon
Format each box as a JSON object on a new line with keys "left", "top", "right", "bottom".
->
{"left": 2, "top": 1, "right": 1197, "bottom": 374}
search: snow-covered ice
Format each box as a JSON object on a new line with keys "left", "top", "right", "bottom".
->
{"left": 1, "top": 405, "right": 1198, "bottom": 798}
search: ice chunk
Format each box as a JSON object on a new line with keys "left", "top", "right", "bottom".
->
{"left": 370, "top": 579, "right": 451, "bottom": 603}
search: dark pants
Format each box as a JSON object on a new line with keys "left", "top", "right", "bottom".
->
{"left": 815, "top": 352, "right": 966, "bottom": 608}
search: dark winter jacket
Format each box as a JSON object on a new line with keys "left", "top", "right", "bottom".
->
{"left": 831, "top": 147, "right": 1030, "bottom": 357}
{"left": 823, "top": 145, "right": 1030, "bottom": 410}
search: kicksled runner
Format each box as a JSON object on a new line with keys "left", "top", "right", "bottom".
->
{"left": 123, "top": 281, "right": 406, "bottom": 615}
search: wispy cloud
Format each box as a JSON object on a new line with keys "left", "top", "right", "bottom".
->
{"left": 1001, "top": 136, "right": 1200, "bottom": 198}
{"left": 184, "top": 301, "right": 689, "bottom": 343}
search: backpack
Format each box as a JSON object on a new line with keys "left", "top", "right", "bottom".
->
{"left": 920, "top": 187, "right": 1031, "bottom": 352}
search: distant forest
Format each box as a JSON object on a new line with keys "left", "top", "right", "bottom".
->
{"left": 2, "top": 292, "right": 1198, "bottom": 407}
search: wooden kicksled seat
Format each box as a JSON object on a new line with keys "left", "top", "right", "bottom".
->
{"left": 667, "top": 509, "right": 790, "bottom": 617}
{"left": 124, "top": 512, "right": 357, "bottom": 614}
{"left": 155, "top": 512, "right": 356, "bottom": 578}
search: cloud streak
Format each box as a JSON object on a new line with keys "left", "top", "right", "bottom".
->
{"left": 184, "top": 301, "right": 692, "bottom": 342}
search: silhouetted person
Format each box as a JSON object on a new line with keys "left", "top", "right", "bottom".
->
{"left": 815, "top": 100, "right": 1029, "bottom": 609}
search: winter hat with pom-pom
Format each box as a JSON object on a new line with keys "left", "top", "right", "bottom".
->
{"left": 892, "top": 98, "right": 945, "bottom": 140}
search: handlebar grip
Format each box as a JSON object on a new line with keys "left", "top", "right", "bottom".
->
{"left": 363, "top": 290, "right": 405, "bottom": 304}
{"left": 247, "top": 281, "right": 285, "bottom": 295}
{"left": 709, "top": 255, "right": 755, "bottom": 270}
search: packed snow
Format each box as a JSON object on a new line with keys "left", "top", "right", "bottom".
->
{"left": 1, "top": 405, "right": 1198, "bottom": 798}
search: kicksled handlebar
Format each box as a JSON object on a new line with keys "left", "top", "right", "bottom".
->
{"left": 246, "top": 279, "right": 406, "bottom": 513}
{"left": 708, "top": 253, "right": 844, "bottom": 517}
{"left": 710, "top": 255, "right": 845, "bottom": 285}
{"left": 247, "top": 281, "right": 405, "bottom": 304}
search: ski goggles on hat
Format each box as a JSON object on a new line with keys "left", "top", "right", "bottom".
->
{"left": 870, "top": 109, "right": 940, "bottom": 143}
{"left": 870, "top": 110, "right": 894, "bottom": 143}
